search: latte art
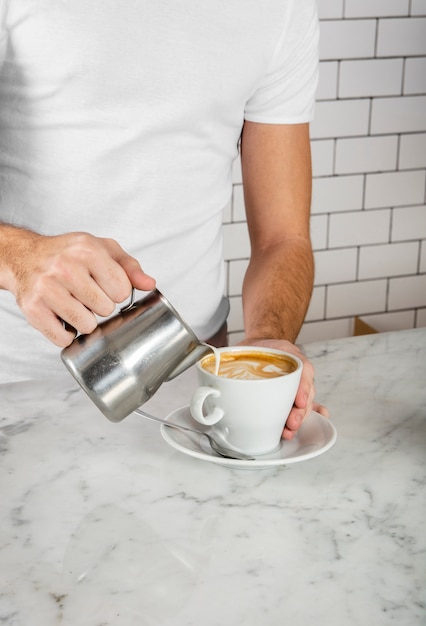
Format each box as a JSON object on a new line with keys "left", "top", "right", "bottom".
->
{"left": 217, "top": 358, "right": 289, "bottom": 380}
{"left": 202, "top": 351, "right": 297, "bottom": 380}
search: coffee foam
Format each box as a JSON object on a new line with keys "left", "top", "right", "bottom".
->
{"left": 201, "top": 351, "right": 296, "bottom": 380}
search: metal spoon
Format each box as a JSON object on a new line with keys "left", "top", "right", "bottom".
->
{"left": 133, "top": 408, "right": 255, "bottom": 461}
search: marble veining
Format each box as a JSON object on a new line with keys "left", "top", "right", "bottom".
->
{"left": 0, "top": 328, "right": 425, "bottom": 625}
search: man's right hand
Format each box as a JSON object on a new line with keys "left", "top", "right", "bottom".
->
{"left": 0, "top": 226, "right": 156, "bottom": 347}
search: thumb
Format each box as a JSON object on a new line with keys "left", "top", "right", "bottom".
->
{"left": 120, "top": 255, "right": 156, "bottom": 292}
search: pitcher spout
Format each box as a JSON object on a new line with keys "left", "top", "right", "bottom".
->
{"left": 166, "top": 342, "right": 213, "bottom": 380}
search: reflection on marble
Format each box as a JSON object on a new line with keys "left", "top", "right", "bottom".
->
{"left": 0, "top": 328, "right": 425, "bottom": 625}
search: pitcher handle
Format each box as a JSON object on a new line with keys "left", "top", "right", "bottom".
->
{"left": 120, "top": 287, "right": 136, "bottom": 313}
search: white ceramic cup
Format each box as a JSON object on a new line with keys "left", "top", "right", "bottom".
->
{"left": 190, "top": 346, "right": 303, "bottom": 455}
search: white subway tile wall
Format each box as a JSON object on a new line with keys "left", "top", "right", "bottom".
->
{"left": 404, "top": 58, "right": 426, "bottom": 94}
{"left": 225, "top": 3, "right": 426, "bottom": 344}
{"left": 399, "top": 133, "right": 426, "bottom": 169}
{"left": 412, "top": 0, "right": 426, "bottom": 16}
{"left": 339, "top": 59, "right": 404, "bottom": 98}
{"left": 344, "top": 0, "right": 409, "bottom": 19}
{"left": 420, "top": 241, "right": 426, "bottom": 272}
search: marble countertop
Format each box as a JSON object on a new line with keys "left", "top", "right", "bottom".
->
{"left": 0, "top": 328, "right": 425, "bottom": 626}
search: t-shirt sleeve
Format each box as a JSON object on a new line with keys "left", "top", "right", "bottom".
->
{"left": 244, "top": 0, "right": 319, "bottom": 124}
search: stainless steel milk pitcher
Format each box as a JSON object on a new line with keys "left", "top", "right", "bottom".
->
{"left": 61, "top": 289, "right": 212, "bottom": 422}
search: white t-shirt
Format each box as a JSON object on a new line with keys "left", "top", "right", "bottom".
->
{"left": 0, "top": 0, "right": 318, "bottom": 382}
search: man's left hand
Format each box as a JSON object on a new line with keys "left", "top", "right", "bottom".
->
{"left": 238, "top": 338, "right": 329, "bottom": 440}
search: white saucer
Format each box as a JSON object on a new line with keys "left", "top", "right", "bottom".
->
{"left": 160, "top": 406, "right": 337, "bottom": 469}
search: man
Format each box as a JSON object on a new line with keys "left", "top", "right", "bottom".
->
{"left": 0, "top": 0, "right": 325, "bottom": 438}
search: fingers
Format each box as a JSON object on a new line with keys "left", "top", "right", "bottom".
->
{"left": 282, "top": 409, "right": 311, "bottom": 440}
{"left": 51, "top": 264, "right": 119, "bottom": 319}
{"left": 313, "top": 402, "right": 330, "bottom": 418}
{"left": 20, "top": 279, "right": 99, "bottom": 347}
{"left": 85, "top": 237, "right": 156, "bottom": 304}
{"left": 12, "top": 231, "right": 157, "bottom": 346}
{"left": 115, "top": 249, "right": 157, "bottom": 293}
{"left": 45, "top": 315, "right": 85, "bottom": 348}
{"left": 236, "top": 337, "right": 327, "bottom": 441}
{"left": 23, "top": 304, "right": 88, "bottom": 348}
{"left": 281, "top": 352, "right": 328, "bottom": 440}
{"left": 63, "top": 235, "right": 134, "bottom": 307}
{"left": 282, "top": 399, "right": 329, "bottom": 440}
{"left": 294, "top": 356, "right": 315, "bottom": 410}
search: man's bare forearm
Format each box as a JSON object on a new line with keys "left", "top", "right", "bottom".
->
{"left": 242, "top": 236, "right": 314, "bottom": 344}
{"left": 239, "top": 121, "right": 314, "bottom": 345}
{"left": 238, "top": 121, "right": 326, "bottom": 438}
{"left": 0, "top": 223, "right": 36, "bottom": 292}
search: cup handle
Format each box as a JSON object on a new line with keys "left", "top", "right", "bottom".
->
{"left": 190, "top": 387, "right": 223, "bottom": 426}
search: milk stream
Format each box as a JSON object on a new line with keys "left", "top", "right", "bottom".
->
{"left": 202, "top": 343, "right": 220, "bottom": 375}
